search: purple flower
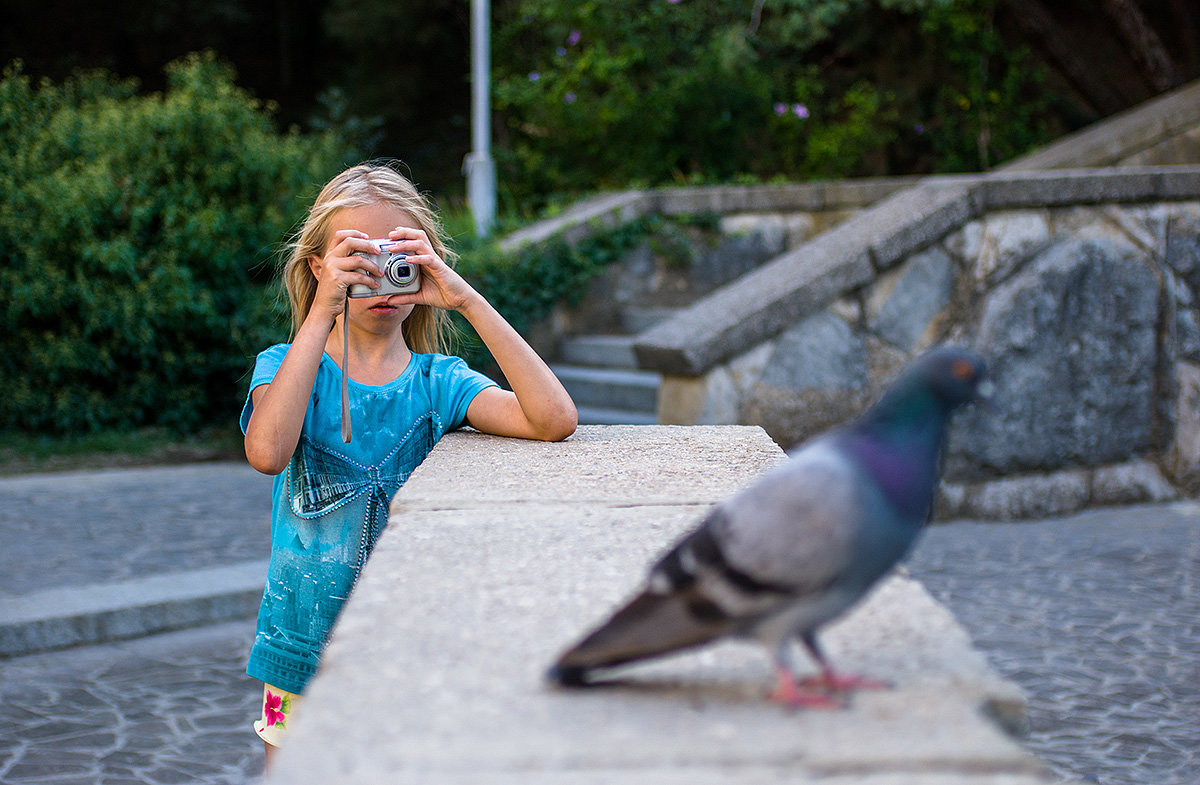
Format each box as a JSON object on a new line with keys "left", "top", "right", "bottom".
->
{"left": 567, "top": 29, "right": 582, "bottom": 46}
{"left": 556, "top": 47, "right": 568, "bottom": 57}
{"left": 565, "top": 92, "right": 577, "bottom": 104}
{"left": 914, "top": 122, "right": 926, "bottom": 135}
{"left": 774, "top": 103, "right": 788, "bottom": 116}
{"left": 667, "top": 0, "right": 681, "bottom": 4}
{"left": 792, "top": 103, "right": 809, "bottom": 119}
{"left": 529, "top": 71, "right": 540, "bottom": 82}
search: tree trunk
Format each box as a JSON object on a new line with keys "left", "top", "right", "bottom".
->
{"left": 1100, "top": 0, "right": 1182, "bottom": 92}
{"left": 1166, "top": 0, "right": 1199, "bottom": 72}
{"left": 1006, "top": 0, "right": 1128, "bottom": 116}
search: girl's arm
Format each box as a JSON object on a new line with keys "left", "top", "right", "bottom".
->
{"left": 386, "top": 226, "right": 577, "bottom": 442}
{"left": 244, "top": 231, "right": 384, "bottom": 474}
{"left": 459, "top": 292, "right": 578, "bottom": 442}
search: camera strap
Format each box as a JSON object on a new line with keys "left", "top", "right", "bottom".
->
{"left": 341, "top": 291, "right": 353, "bottom": 443}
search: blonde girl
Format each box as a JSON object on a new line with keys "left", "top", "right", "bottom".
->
{"left": 241, "top": 163, "right": 576, "bottom": 763}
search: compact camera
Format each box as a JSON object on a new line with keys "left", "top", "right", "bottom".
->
{"left": 348, "top": 240, "right": 421, "bottom": 298}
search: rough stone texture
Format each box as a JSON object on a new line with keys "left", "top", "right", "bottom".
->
{"left": 1166, "top": 360, "right": 1200, "bottom": 492}
{"left": 951, "top": 238, "right": 1161, "bottom": 478}
{"left": 268, "top": 427, "right": 1046, "bottom": 785}
{"left": 940, "top": 470, "right": 1092, "bottom": 521}
{"left": 740, "top": 313, "right": 890, "bottom": 447}
{"left": 866, "top": 245, "right": 958, "bottom": 351}
{"left": 644, "top": 198, "right": 1200, "bottom": 518}
{"left": 945, "top": 210, "right": 1053, "bottom": 286}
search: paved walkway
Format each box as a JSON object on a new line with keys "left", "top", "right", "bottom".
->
{"left": 0, "top": 462, "right": 1196, "bottom": 784}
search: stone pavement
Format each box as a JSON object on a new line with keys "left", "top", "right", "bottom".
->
{"left": 0, "top": 457, "right": 1196, "bottom": 784}
{"left": 907, "top": 502, "right": 1200, "bottom": 785}
{"left": 0, "top": 465, "right": 272, "bottom": 656}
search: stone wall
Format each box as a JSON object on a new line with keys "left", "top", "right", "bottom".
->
{"left": 655, "top": 196, "right": 1200, "bottom": 520}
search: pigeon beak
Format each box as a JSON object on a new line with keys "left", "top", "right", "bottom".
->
{"left": 974, "top": 379, "right": 998, "bottom": 410}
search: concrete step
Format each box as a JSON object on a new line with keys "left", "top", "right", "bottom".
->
{"left": 560, "top": 334, "right": 638, "bottom": 369}
{"left": 576, "top": 405, "right": 659, "bottom": 425}
{"left": 0, "top": 560, "right": 266, "bottom": 657}
{"left": 553, "top": 365, "right": 660, "bottom": 414}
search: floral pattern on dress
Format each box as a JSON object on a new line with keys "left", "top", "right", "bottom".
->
{"left": 264, "top": 689, "right": 291, "bottom": 729}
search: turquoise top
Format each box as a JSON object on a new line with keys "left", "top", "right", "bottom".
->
{"left": 240, "top": 344, "right": 497, "bottom": 693}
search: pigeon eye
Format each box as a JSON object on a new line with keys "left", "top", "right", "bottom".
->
{"left": 951, "top": 359, "right": 974, "bottom": 380}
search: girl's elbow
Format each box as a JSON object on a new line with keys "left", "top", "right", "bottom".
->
{"left": 244, "top": 439, "right": 289, "bottom": 475}
{"left": 540, "top": 404, "right": 578, "bottom": 442}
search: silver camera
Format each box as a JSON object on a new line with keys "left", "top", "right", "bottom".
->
{"left": 348, "top": 239, "right": 421, "bottom": 298}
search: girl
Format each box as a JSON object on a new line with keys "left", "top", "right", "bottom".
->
{"left": 240, "top": 163, "right": 577, "bottom": 762}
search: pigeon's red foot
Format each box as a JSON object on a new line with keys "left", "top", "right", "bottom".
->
{"left": 768, "top": 667, "right": 843, "bottom": 710}
{"left": 799, "top": 670, "right": 892, "bottom": 693}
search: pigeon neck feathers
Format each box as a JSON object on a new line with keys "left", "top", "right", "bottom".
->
{"left": 837, "top": 373, "right": 954, "bottom": 522}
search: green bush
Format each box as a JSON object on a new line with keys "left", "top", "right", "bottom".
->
{"left": 0, "top": 53, "right": 349, "bottom": 435}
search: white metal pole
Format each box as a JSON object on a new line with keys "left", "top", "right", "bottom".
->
{"left": 466, "top": 0, "right": 497, "bottom": 237}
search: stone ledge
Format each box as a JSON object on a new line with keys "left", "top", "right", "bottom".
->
{"left": 498, "top": 178, "right": 919, "bottom": 253}
{"left": 1001, "top": 80, "right": 1200, "bottom": 171}
{"left": 268, "top": 426, "right": 1054, "bottom": 785}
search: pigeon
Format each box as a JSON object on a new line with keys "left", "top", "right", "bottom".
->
{"left": 548, "top": 345, "right": 989, "bottom": 707}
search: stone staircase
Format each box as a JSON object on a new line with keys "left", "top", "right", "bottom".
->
{"left": 531, "top": 186, "right": 908, "bottom": 425}
{"left": 552, "top": 307, "right": 673, "bottom": 425}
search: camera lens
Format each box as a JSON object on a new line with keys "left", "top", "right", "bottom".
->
{"left": 385, "top": 254, "right": 415, "bottom": 286}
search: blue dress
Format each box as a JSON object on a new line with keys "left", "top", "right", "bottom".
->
{"left": 240, "top": 345, "right": 497, "bottom": 693}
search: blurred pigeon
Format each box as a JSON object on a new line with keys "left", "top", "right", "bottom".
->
{"left": 548, "top": 345, "right": 989, "bottom": 707}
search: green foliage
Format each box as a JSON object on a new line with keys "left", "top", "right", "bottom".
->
{"left": 0, "top": 53, "right": 350, "bottom": 435}
{"left": 492, "top": 0, "right": 1058, "bottom": 206}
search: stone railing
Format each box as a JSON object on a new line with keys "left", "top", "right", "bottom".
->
{"left": 634, "top": 167, "right": 1200, "bottom": 520}
{"left": 267, "top": 426, "right": 1055, "bottom": 785}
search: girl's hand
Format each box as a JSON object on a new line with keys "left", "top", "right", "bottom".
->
{"left": 381, "top": 226, "right": 479, "bottom": 313}
{"left": 307, "top": 230, "right": 387, "bottom": 323}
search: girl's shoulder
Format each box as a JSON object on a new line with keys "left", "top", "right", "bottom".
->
{"left": 408, "top": 351, "right": 475, "bottom": 380}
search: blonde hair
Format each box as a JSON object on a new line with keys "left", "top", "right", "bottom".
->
{"left": 283, "top": 163, "right": 455, "bottom": 354}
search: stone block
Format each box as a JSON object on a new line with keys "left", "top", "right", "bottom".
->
{"left": 860, "top": 182, "right": 976, "bottom": 270}
{"left": 1165, "top": 361, "right": 1200, "bottom": 493}
{"left": 866, "top": 246, "right": 958, "bottom": 351}
{"left": 940, "top": 470, "right": 1091, "bottom": 521}
{"left": 983, "top": 170, "right": 1169, "bottom": 210}
{"left": 1090, "top": 460, "right": 1180, "bottom": 506}
{"left": 949, "top": 238, "right": 1161, "bottom": 477}
{"left": 968, "top": 210, "right": 1053, "bottom": 285}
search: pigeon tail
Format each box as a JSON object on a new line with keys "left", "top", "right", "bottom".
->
{"left": 549, "top": 589, "right": 734, "bottom": 686}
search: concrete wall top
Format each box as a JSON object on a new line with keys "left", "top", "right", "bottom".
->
{"left": 267, "top": 426, "right": 1048, "bottom": 784}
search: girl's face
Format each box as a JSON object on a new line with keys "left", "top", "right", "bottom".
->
{"left": 321, "top": 202, "right": 421, "bottom": 334}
